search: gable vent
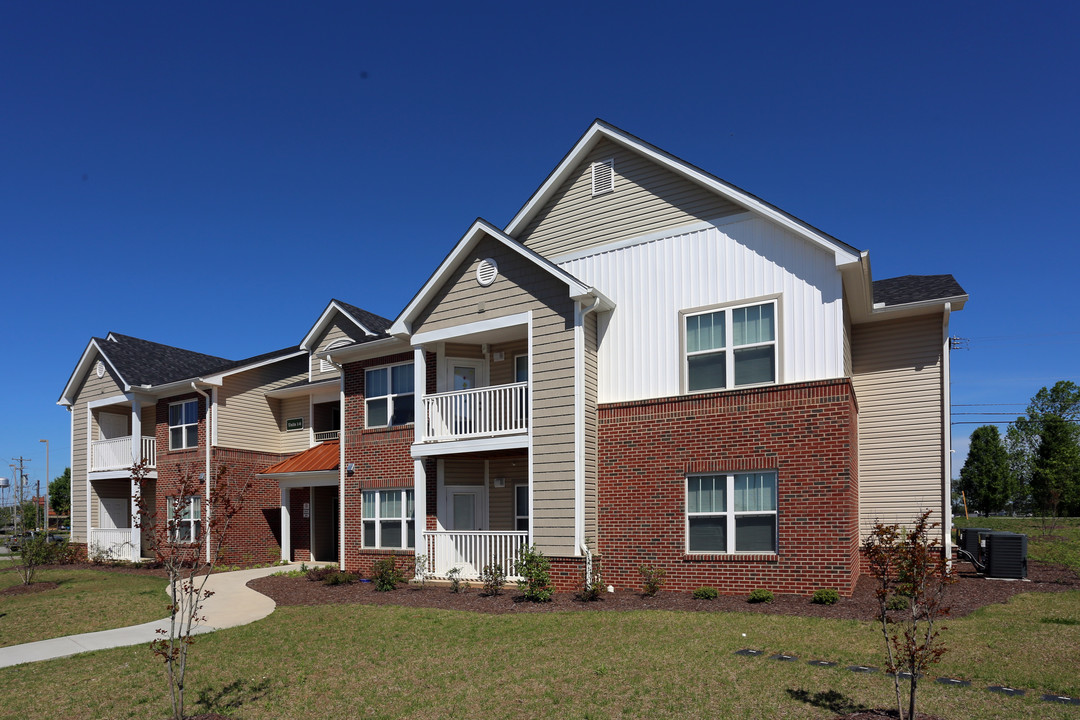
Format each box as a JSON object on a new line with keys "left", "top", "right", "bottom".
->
{"left": 476, "top": 258, "right": 499, "bottom": 287}
{"left": 591, "top": 158, "right": 615, "bottom": 196}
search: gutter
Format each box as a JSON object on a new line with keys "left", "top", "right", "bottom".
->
{"left": 574, "top": 295, "right": 604, "bottom": 555}
{"left": 942, "top": 303, "right": 953, "bottom": 563}
{"left": 322, "top": 352, "right": 348, "bottom": 571}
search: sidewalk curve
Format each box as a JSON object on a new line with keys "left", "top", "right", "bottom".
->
{"left": 0, "top": 564, "right": 284, "bottom": 669}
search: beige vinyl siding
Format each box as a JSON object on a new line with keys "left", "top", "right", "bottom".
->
{"left": 584, "top": 311, "right": 599, "bottom": 546}
{"left": 488, "top": 455, "right": 527, "bottom": 531}
{"left": 489, "top": 339, "right": 528, "bottom": 385}
{"left": 414, "top": 233, "right": 578, "bottom": 555}
{"left": 852, "top": 314, "right": 944, "bottom": 538}
{"left": 310, "top": 316, "right": 369, "bottom": 379}
{"left": 280, "top": 395, "right": 312, "bottom": 454}
{"left": 70, "top": 353, "right": 126, "bottom": 542}
{"left": 441, "top": 456, "right": 484, "bottom": 486}
{"left": 216, "top": 356, "right": 307, "bottom": 453}
{"left": 517, "top": 138, "right": 742, "bottom": 258}
{"left": 444, "top": 342, "right": 483, "bottom": 359}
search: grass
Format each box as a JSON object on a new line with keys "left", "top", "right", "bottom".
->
{"left": 0, "top": 587, "right": 1076, "bottom": 719}
{"left": 0, "top": 568, "right": 168, "bottom": 647}
{"left": 954, "top": 516, "right": 1080, "bottom": 572}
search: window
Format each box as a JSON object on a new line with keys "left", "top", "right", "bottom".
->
{"left": 514, "top": 354, "right": 528, "bottom": 383}
{"left": 362, "top": 489, "right": 414, "bottom": 549}
{"left": 168, "top": 496, "right": 201, "bottom": 543}
{"left": 514, "top": 484, "right": 529, "bottom": 531}
{"left": 686, "top": 472, "right": 777, "bottom": 553}
{"left": 684, "top": 301, "right": 776, "bottom": 392}
{"left": 169, "top": 399, "right": 199, "bottom": 450}
{"left": 365, "top": 362, "right": 414, "bottom": 428}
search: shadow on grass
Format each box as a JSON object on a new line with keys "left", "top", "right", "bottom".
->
{"left": 195, "top": 677, "right": 272, "bottom": 715}
{"left": 787, "top": 688, "right": 870, "bottom": 714}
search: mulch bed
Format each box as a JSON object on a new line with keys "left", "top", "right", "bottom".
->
{"left": 247, "top": 561, "right": 1080, "bottom": 621}
{"left": 0, "top": 581, "right": 59, "bottom": 596}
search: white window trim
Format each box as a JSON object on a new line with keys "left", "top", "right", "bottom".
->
{"left": 685, "top": 472, "right": 778, "bottom": 555}
{"left": 168, "top": 399, "right": 199, "bottom": 450}
{"left": 682, "top": 297, "right": 779, "bottom": 394}
{"left": 362, "top": 488, "right": 415, "bottom": 549}
{"left": 364, "top": 361, "right": 415, "bottom": 429}
{"left": 514, "top": 483, "right": 529, "bottom": 531}
{"left": 168, "top": 495, "right": 201, "bottom": 543}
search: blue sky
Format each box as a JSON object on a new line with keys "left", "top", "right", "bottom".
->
{"left": 2, "top": 2, "right": 1077, "bottom": 493}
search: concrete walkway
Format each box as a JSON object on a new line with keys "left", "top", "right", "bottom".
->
{"left": 0, "top": 564, "right": 285, "bottom": 669}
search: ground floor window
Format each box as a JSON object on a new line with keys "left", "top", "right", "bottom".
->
{"left": 168, "top": 496, "right": 201, "bottom": 543}
{"left": 362, "top": 489, "right": 414, "bottom": 549}
{"left": 686, "top": 471, "right": 777, "bottom": 553}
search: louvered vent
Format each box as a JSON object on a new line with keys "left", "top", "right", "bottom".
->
{"left": 476, "top": 258, "right": 498, "bottom": 287}
{"left": 591, "top": 158, "right": 614, "bottom": 196}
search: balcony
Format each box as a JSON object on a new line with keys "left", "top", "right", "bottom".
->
{"left": 421, "top": 382, "right": 528, "bottom": 443}
{"left": 90, "top": 436, "right": 157, "bottom": 472}
{"left": 89, "top": 528, "right": 140, "bottom": 562}
{"left": 313, "top": 429, "right": 340, "bottom": 442}
{"left": 420, "top": 530, "right": 529, "bottom": 580}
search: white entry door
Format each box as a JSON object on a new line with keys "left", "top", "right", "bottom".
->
{"left": 444, "top": 486, "right": 485, "bottom": 530}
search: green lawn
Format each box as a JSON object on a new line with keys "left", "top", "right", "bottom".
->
{"left": 954, "top": 516, "right": 1080, "bottom": 572}
{"left": 0, "top": 587, "right": 1077, "bottom": 719}
{"left": 0, "top": 568, "right": 168, "bottom": 647}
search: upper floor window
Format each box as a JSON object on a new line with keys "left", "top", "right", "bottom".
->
{"left": 684, "top": 300, "right": 776, "bottom": 392}
{"left": 169, "top": 399, "right": 199, "bottom": 450}
{"left": 365, "top": 362, "right": 415, "bottom": 428}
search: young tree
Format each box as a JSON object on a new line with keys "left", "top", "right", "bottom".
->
{"left": 132, "top": 460, "right": 251, "bottom": 720}
{"left": 958, "top": 425, "right": 1014, "bottom": 515}
{"left": 48, "top": 467, "right": 71, "bottom": 519}
{"left": 1031, "top": 414, "right": 1080, "bottom": 524}
{"left": 864, "top": 511, "right": 955, "bottom": 720}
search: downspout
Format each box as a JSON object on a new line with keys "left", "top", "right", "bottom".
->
{"left": 323, "top": 353, "right": 347, "bottom": 571}
{"left": 574, "top": 295, "right": 603, "bottom": 556}
{"left": 941, "top": 303, "right": 953, "bottom": 564}
{"left": 191, "top": 383, "right": 212, "bottom": 564}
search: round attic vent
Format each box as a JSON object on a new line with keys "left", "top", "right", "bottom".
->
{"left": 476, "top": 258, "right": 498, "bottom": 287}
{"left": 95, "top": 360, "right": 105, "bottom": 378}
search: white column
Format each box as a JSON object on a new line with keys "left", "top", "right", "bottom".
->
{"left": 130, "top": 398, "right": 143, "bottom": 465}
{"left": 130, "top": 474, "right": 139, "bottom": 561}
{"left": 414, "top": 346, "right": 427, "bottom": 443}
{"left": 281, "top": 487, "right": 291, "bottom": 563}
{"left": 414, "top": 458, "right": 426, "bottom": 567}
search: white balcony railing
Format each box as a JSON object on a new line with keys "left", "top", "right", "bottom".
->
{"left": 90, "top": 436, "right": 157, "bottom": 472}
{"left": 313, "top": 430, "right": 340, "bottom": 442}
{"left": 421, "top": 531, "right": 529, "bottom": 580}
{"left": 89, "top": 528, "right": 139, "bottom": 562}
{"left": 422, "top": 382, "right": 527, "bottom": 442}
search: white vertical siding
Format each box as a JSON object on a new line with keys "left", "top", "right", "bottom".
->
{"left": 560, "top": 216, "right": 844, "bottom": 403}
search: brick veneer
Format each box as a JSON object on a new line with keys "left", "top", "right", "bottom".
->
{"left": 596, "top": 379, "right": 860, "bottom": 596}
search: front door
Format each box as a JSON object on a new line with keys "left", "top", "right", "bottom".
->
{"left": 447, "top": 359, "right": 485, "bottom": 436}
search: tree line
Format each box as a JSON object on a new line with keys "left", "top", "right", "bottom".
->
{"left": 958, "top": 380, "right": 1080, "bottom": 517}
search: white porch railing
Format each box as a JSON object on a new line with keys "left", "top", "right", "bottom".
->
{"left": 91, "top": 436, "right": 157, "bottom": 472}
{"left": 422, "top": 382, "right": 528, "bottom": 442}
{"left": 313, "top": 430, "right": 340, "bottom": 442}
{"left": 421, "top": 531, "right": 529, "bottom": 580}
{"left": 89, "top": 528, "right": 139, "bottom": 562}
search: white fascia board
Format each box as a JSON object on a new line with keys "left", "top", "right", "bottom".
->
{"left": 862, "top": 294, "right": 969, "bottom": 322}
{"left": 132, "top": 377, "right": 222, "bottom": 398}
{"left": 389, "top": 219, "right": 594, "bottom": 337}
{"left": 88, "top": 393, "right": 133, "bottom": 409}
{"left": 504, "top": 121, "right": 861, "bottom": 267}
{"left": 410, "top": 434, "right": 530, "bottom": 458}
{"left": 410, "top": 311, "right": 531, "bottom": 346}
{"left": 202, "top": 350, "right": 306, "bottom": 384}
{"left": 259, "top": 471, "right": 339, "bottom": 487}
{"left": 264, "top": 378, "right": 340, "bottom": 399}
{"left": 322, "top": 337, "right": 409, "bottom": 364}
{"left": 300, "top": 301, "right": 375, "bottom": 352}
{"left": 58, "top": 339, "right": 129, "bottom": 406}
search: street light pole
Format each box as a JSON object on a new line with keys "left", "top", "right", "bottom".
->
{"left": 39, "top": 440, "right": 49, "bottom": 532}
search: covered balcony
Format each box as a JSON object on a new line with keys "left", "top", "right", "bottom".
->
{"left": 419, "top": 530, "right": 529, "bottom": 580}
{"left": 91, "top": 435, "right": 157, "bottom": 472}
{"left": 421, "top": 382, "right": 527, "bottom": 442}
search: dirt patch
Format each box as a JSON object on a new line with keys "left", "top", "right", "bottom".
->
{"left": 247, "top": 561, "right": 1080, "bottom": 621}
{"left": 0, "top": 581, "right": 59, "bottom": 596}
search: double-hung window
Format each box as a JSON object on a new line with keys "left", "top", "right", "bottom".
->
{"left": 168, "top": 399, "right": 199, "bottom": 450}
{"left": 686, "top": 472, "right": 777, "bottom": 553}
{"left": 168, "top": 496, "right": 201, "bottom": 543}
{"left": 362, "top": 489, "right": 414, "bottom": 549}
{"left": 685, "top": 300, "right": 776, "bottom": 392}
{"left": 365, "top": 362, "right": 415, "bottom": 428}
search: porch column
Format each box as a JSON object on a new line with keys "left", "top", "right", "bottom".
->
{"left": 130, "top": 398, "right": 143, "bottom": 465}
{"left": 413, "top": 346, "right": 426, "bottom": 442}
{"left": 280, "top": 487, "right": 291, "bottom": 563}
{"left": 130, "top": 474, "right": 139, "bottom": 562}
{"left": 414, "top": 458, "right": 426, "bottom": 570}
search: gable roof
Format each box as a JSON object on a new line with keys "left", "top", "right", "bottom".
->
{"left": 389, "top": 218, "right": 613, "bottom": 337}
{"left": 300, "top": 299, "right": 393, "bottom": 351}
{"left": 504, "top": 119, "right": 862, "bottom": 267}
{"left": 872, "top": 274, "right": 968, "bottom": 307}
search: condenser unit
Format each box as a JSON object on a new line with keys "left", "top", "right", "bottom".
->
{"left": 984, "top": 532, "right": 1028, "bottom": 580}
{"left": 959, "top": 527, "right": 991, "bottom": 565}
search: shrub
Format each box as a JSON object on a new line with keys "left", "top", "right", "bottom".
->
{"left": 446, "top": 566, "right": 470, "bottom": 593}
{"left": 372, "top": 557, "right": 406, "bottom": 592}
{"left": 480, "top": 563, "right": 506, "bottom": 596}
{"left": 17, "top": 533, "right": 52, "bottom": 585}
{"left": 322, "top": 571, "right": 356, "bottom": 586}
{"left": 412, "top": 553, "right": 430, "bottom": 589}
{"left": 748, "top": 588, "right": 774, "bottom": 604}
{"left": 812, "top": 588, "right": 840, "bottom": 605}
{"left": 515, "top": 544, "right": 553, "bottom": 603}
{"left": 693, "top": 586, "right": 719, "bottom": 600}
{"left": 576, "top": 556, "right": 604, "bottom": 602}
{"left": 305, "top": 565, "right": 339, "bottom": 583}
{"left": 886, "top": 594, "right": 910, "bottom": 611}
{"left": 639, "top": 564, "right": 666, "bottom": 597}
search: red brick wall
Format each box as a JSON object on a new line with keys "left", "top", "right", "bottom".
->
{"left": 596, "top": 379, "right": 860, "bottom": 596}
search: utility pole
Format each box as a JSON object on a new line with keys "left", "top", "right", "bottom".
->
{"left": 11, "top": 457, "right": 30, "bottom": 535}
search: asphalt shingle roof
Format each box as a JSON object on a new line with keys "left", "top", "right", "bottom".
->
{"left": 99, "top": 335, "right": 300, "bottom": 387}
{"left": 871, "top": 274, "right": 967, "bottom": 307}
{"left": 333, "top": 299, "right": 393, "bottom": 338}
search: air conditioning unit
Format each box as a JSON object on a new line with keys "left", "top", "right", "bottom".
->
{"left": 984, "top": 532, "right": 1028, "bottom": 580}
{"left": 959, "top": 527, "right": 991, "bottom": 565}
